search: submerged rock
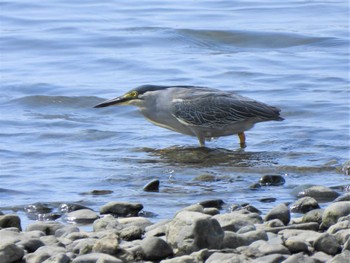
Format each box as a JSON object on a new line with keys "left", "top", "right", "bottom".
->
{"left": 143, "top": 179, "right": 160, "bottom": 192}
{"left": 297, "top": 185, "right": 340, "bottom": 202}
{"left": 259, "top": 175, "right": 285, "bottom": 186}
{"left": 290, "top": 196, "right": 320, "bottom": 213}
{"left": 99, "top": 202, "right": 143, "bottom": 217}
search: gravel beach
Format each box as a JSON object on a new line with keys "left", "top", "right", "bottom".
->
{"left": 1, "top": 186, "right": 349, "bottom": 263}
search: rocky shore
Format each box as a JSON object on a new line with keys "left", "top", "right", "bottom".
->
{"left": 0, "top": 185, "right": 349, "bottom": 263}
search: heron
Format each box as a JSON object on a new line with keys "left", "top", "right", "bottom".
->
{"left": 94, "top": 85, "right": 283, "bottom": 148}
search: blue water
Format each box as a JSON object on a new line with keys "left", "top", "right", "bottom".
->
{"left": 0, "top": 0, "right": 349, "bottom": 227}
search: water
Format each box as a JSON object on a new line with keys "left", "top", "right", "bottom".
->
{"left": 1, "top": 0, "right": 349, "bottom": 227}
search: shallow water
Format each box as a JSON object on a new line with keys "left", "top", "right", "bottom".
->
{"left": 0, "top": 0, "right": 349, "bottom": 227}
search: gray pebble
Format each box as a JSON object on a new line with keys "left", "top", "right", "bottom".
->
{"left": 302, "top": 208, "right": 324, "bottom": 224}
{"left": 93, "top": 215, "right": 120, "bottom": 232}
{"left": 26, "top": 222, "right": 64, "bottom": 235}
{"left": 290, "top": 197, "right": 320, "bottom": 214}
{"left": 205, "top": 252, "right": 245, "bottom": 263}
{"left": 313, "top": 233, "right": 341, "bottom": 255}
{"left": 322, "top": 201, "right": 350, "bottom": 228}
{"left": 284, "top": 237, "right": 309, "bottom": 253}
{"left": 213, "top": 210, "right": 263, "bottom": 232}
{"left": 140, "top": 236, "right": 173, "bottom": 260}
{"left": 297, "top": 185, "right": 340, "bottom": 202}
{"left": 199, "top": 199, "right": 224, "bottom": 209}
{"left": 17, "top": 238, "right": 45, "bottom": 253}
{"left": 329, "top": 250, "right": 350, "bottom": 263}
{"left": 283, "top": 252, "right": 315, "bottom": 263}
{"left": 250, "top": 253, "right": 287, "bottom": 263}
{"left": 72, "top": 253, "right": 123, "bottom": 263}
{"left": 66, "top": 209, "right": 99, "bottom": 224}
{"left": 42, "top": 253, "right": 71, "bottom": 263}
{"left": 119, "top": 225, "right": 143, "bottom": 241}
{"left": 0, "top": 243, "right": 24, "bottom": 263}
{"left": 0, "top": 214, "right": 22, "bottom": 230}
{"left": 99, "top": 201, "right": 143, "bottom": 217}
{"left": 264, "top": 203, "right": 290, "bottom": 225}
{"left": 92, "top": 233, "right": 119, "bottom": 255}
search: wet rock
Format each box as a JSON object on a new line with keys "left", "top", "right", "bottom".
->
{"left": 99, "top": 201, "right": 143, "bottom": 217}
{"left": 0, "top": 243, "right": 24, "bottom": 263}
{"left": 24, "top": 246, "right": 66, "bottom": 263}
{"left": 297, "top": 185, "right": 340, "bottom": 202}
{"left": 213, "top": 210, "right": 263, "bottom": 232}
{"left": 42, "top": 253, "right": 71, "bottom": 263}
{"left": 249, "top": 183, "right": 261, "bottom": 189}
{"left": 0, "top": 214, "right": 22, "bottom": 230}
{"left": 259, "top": 197, "right": 277, "bottom": 203}
{"left": 334, "top": 193, "right": 350, "bottom": 202}
{"left": 265, "top": 218, "right": 285, "bottom": 228}
{"left": 322, "top": 201, "right": 350, "bottom": 228}
{"left": 66, "top": 209, "right": 99, "bottom": 224}
{"left": 25, "top": 203, "right": 53, "bottom": 214}
{"left": 284, "top": 237, "right": 309, "bottom": 253}
{"left": 283, "top": 253, "right": 315, "bottom": 263}
{"left": 140, "top": 236, "right": 173, "bottom": 260}
{"left": 92, "top": 233, "right": 119, "bottom": 255}
{"left": 290, "top": 197, "right": 320, "bottom": 213}
{"left": 205, "top": 252, "right": 245, "bottom": 263}
{"left": 26, "top": 222, "right": 64, "bottom": 235}
{"left": 72, "top": 253, "right": 123, "bottom": 263}
{"left": 313, "top": 233, "right": 341, "bottom": 255}
{"left": 302, "top": 208, "right": 324, "bottom": 224}
{"left": 194, "top": 174, "right": 217, "bottom": 182}
{"left": 81, "top": 190, "right": 113, "bottom": 195}
{"left": 342, "top": 160, "right": 350, "bottom": 175}
{"left": 93, "top": 215, "right": 120, "bottom": 232}
{"left": 264, "top": 203, "right": 290, "bottom": 225}
{"left": 259, "top": 175, "right": 285, "bottom": 186}
{"left": 58, "top": 203, "right": 91, "bottom": 213}
{"left": 166, "top": 211, "right": 224, "bottom": 255}
{"left": 199, "top": 199, "right": 224, "bottom": 209}
{"left": 143, "top": 179, "right": 160, "bottom": 192}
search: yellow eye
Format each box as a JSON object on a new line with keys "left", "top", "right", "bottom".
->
{"left": 129, "top": 91, "right": 138, "bottom": 98}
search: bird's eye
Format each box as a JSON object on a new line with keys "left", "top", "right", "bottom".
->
{"left": 130, "top": 91, "right": 138, "bottom": 97}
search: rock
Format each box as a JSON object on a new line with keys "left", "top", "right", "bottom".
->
{"left": 42, "top": 253, "right": 71, "bottom": 263}
{"left": 205, "top": 252, "right": 245, "bottom": 263}
{"left": 55, "top": 225, "right": 80, "bottom": 238}
{"left": 143, "top": 179, "right": 160, "bottom": 192}
{"left": 99, "top": 202, "right": 143, "bottom": 217}
{"left": 284, "top": 237, "right": 309, "bottom": 253}
{"left": 342, "top": 160, "right": 350, "bottom": 175}
{"left": 193, "top": 174, "right": 217, "bottom": 182}
{"left": 58, "top": 203, "right": 91, "bottom": 213}
{"left": 259, "top": 197, "right": 277, "bottom": 203}
{"left": 24, "top": 246, "right": 66, "bottom": 263}
{"left": 72, "top": 253, "right": 123, "bottom": 263}
{"left": 17, "top": 238, "right": 45, "bottom": 253}
{"left": 329, "top": 250, "right": 350, "bottom": 263}
{"left": 213, "top": 210, "right": 263, "bottom": 232}
{"left": 250, "top": 253, "right": 287, "bottom": 263}
{"left": 313, "top": 233, "right": 341, "bottom": 255}
{"left": 259, "top": 175, "right": 285, "bottom": 186}
{"left": 0, "top": 243, "right": 24, "bottom": 263}
{"left": 140, "top": 236, "right": 173, "bottom": 260}
{"left": 203, "top": 208, "right": 220, "bottom": 216}
{"left": 264, "top": 203, "right": 290, "bottom": 225}
{"left": 118, "top": 217, "right": 152, "bottom": 231}
{"left": 92, "top": 233, "right": 119, "bottom": 255}
{"left": 250, "top": 240, "right": 290, "bottom": 255}
{"left": 0, "top": 214, "right": 22, "bottom": 230}
{"left": 223, "top": 230, "right": 267, "bottom": 249}
{"left": 265, "top": 219, "right": 285, "bottom": 228}
{"left": 93, "top": 215, "right": 120, "bottom": 232}
{"left": 334, "top": 193, "right": 350, "bottom": 202}
{"left": 282, "top": 253, "right": 315, "bottom": 263}
{"left": 66, "top": 209, "right": 99, "bottom": 224}
{"left": 119, "top": 225, "right": 143, "bottom": 241}
{"left": 26, "top": 222, "right": 64, "bottom": 235}
{"left": 25, "top": 203, "right": 53, "bottom": 214}
{"left": 166, "top": 211, "right": 224, "bottom": 255}
{"left": 297, "top": 186, "right": 340, "bottom": 202}
{"left": 237, "top": 224, "right": 256, "bottom": 234}
{"left": 322, "top": 201, "right": 350, "bottom": 228}
{"left": 343, "top": 237, "right": 350, "bottom": 251}
{"left": 199, "top": 199, "right": 224, "bottom": 209}
{"left": 302, "top": 209, "right": 324, "bottom": 224}
{"left": 290, "top": 197, "right": 320, "bottom": 214}
{"left": 179, "top": 204, "right": 204, "bottom": 213}
{"left": 278, "top": 229, "right": 323, "bottom": 244}
{"left": 68, "top": 238, "right": 96, "bottom": 255}
{"left": 311, "top": 251, "right": 333, "bottom": 262}
{"left": 81, "top": 190, "right": 113, "bottom": 196}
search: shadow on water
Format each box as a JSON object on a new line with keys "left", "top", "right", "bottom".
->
{"left": 136, "top": 146, "right": 279, "bottom": 167}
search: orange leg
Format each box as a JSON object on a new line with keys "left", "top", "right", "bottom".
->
{"left": 238, "top": 132, "right": 246, "bottom": 148}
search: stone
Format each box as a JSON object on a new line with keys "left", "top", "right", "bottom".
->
{"left": 290, "top": 197, "right": 320, "bottom": 214}
{"left": 143, "top": 179, "right": 160, "bottom": 192}
{"left": 92, "top": 233, "right": 119, "bottom": 255}
{"left": 223, "top": 230, "right": 267, "bottom": 249}
{"left": 259, "top": 197, "right": 277, "bottom": 203}
{"left": 334, "top": 193, "right": 350, "bottom": 202}
{"left": 26, "top": 222, "right": 64, "bottom": 235}
{"left": 259, "top": 174, "right": 286, "bottom": 186}
{"left": 250, "top": 253, "right": 287, "bottom": 263}
{"left": 313, "top": 233, "right": 341, "bottom": 255}
{"left": 99, "top": 202, "right": 143, "bottom": 217}
{"left": 17, "top": 238, "right": 45, "bottom": 253}
{"left": 265, "top": 219, "right": 285, "bottom": 228}
{"left": 58, "top": 203, "right": 91, "bottom": 213}
{"left": 311, "top": 251, "right": 333, "bottom": 262}
{"left": 118, "top": 217, "right": 152, "bottom": 231}
{"left": 199, "top": 199, "right": 224, "bottom": 209}
{"left": 66, "top": 209, "right": 99, "bottom": 224}
{"left": 278, "top": 229, "right": 323, "bottom": 244}
{"left": 72, "top": 253, "right": 123, "bottom": 263}
{"left": 264, "top": 203, "right": 290, "bottom": 225}
{"left": 119, "top": 225, "right": 143, "bottom": 241}
{"left": 0, "top": 214, "right": 22, "bottom": 230}
{"left": 0, "top": 243, "right": 24, "bottom": 263}
{"left": 166, "top": 211, "right": 224, "bottom": 255}
{"left": 93, "top": 215, "right": 120, "bottom": 232}
{"left": 69, "top": 238, "right": 96, "bottom": 255}
{"left": 282, "top": 253, "right": 315, "bottom": 263}
{"left": 302, "top": 209, "right": 324, "bottom": 224}
{"left": 42, "top": 253, "right": 71, "bottom": 263}
{"left": 205, "top": 252, "right": 245, "bottom": 263}
{"left": 213, "top": 210, "right": 263, "bottom": 232}
{"left": 0, "top": 229, "right": 22, "bottom": 244}
{"left": 203, "top": 208, "right": 220, "bottom": 216}
{"left": 140, "top": 236, "right": 173, "bottom": 260}
{"left": 343, "top": 237, "right": 350, "bottom": 251}
{"left": 322, "top": 201, "right": 350, "bottom": 228}
{"left": 55, "top": 225, "right": 80, "bottom": 238}
{"left": 342, "top": 160, "right": 350, "bottom": 175}
{"left": 263, "top": 222, "right": 319, "bottom": 234}
{"left": 179, "top": 204, "right": 204, "bottom": 213}
{"left": 81, "top": 190, "right": 113, "bottom": 196}
{"left": 24, "top": 246, "right": 66, "bottom": 263}
{"left": 297, "top": 185, "right": 340, "bottom": 202}
{"left": 329, "top": 250, "right": 350, "bottom": 263}
{"left": 251, "top": 240, "right": 290, "bottom": 255}
{"left": 284, "top": 237, "right": 309, "bottom": 253}
{"left": 25, "top": 203, "right": 53, "bottom": 214}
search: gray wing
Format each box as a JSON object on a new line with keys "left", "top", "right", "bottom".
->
{"left": 171, "top": 94, "right": 282, "bottom": 128}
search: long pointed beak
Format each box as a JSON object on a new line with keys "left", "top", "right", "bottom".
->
{"left": 94, "top": 96, "right": 129, "bottom": 108}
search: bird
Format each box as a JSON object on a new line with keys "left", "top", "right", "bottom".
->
{"left": 94, "top": 85, "right": 283, "bottom": 148}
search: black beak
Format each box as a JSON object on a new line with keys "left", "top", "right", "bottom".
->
{"left": 94, "top": 96, "right": 129, "bottom": 108}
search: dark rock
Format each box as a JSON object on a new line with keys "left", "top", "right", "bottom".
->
{"left": 322, "top": 201, "right": 350, "bottom": 228}
{"left": 259, "top": 197, "right": 277, "bottom": 203}
{"left": 42, "top": 253, "right": 71, "bottom": 263}
{"left": 249, "top": 183, "right": 262, "bottom": 189}
{"left": 17, "top": 238, "right": 45, "bottom": 253}
{"left": 0, "top": 214, "right": 22, "bottom": 230}
{"left": 0, "top": 243, "right": 24, "bottom": 263}
{"left": 302, "top": 209, "right": 324, "bottom": 224}
{"left": 297, "top": 185, "right": 340, "bottom": 202}
{"left": 284, "top": 237, "right": 309, "bottom": 253}
{"left": 290, "top": 197, "right": 320, "bottom": 213}
{"left": 199, "top": 199, "right": 224, "bottom": 209}
{"left": 25, "top": 203, "right": 53, "bottom": 214}
{"left": 26, "top": 222, "right": 64, "bottom": 235}
{"left": 334, "top": 193, "right": 350, "bottom": 202}
{"left": 58, "top": 203, "right": 91, "bottom": 213}
{"left": 99, "top": 201, "right": 143, "bottom": 217}
{"left": 24, "top": 246, "right": 66, "bottom": 263}
{"left": 81, "top": 190, "right": 113, "bottom": 195}
{"left": 143, "top": 179, "right": 160, "bottom": 192}
{"left": 194, "top": 174, "right": 217, "bottom": 182}
{"left": 314, "top": 233, "right": 341, "bottom": 255}
{"left": 66, "top": 209, "right": 99, "bottom": 224}
{"left": 166, "top": 211, "right": 224, "bottom": 255}
{"left": 259, "top": 175, "right": 285, "bottom": 186}
{"left": 264, "top": 203, "right": 290, "bottom": 225}
{"left": 140, "top": 236, "right": 173, "bottom": 260}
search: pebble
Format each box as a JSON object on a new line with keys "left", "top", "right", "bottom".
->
{"left": 1, "top": 196, "right": 349, "bottom": 262}
{"left": 259, "top": 174, "right": 286, "bottom": 186}
{"left": 66, "top": 209, "right": 99, "bottom": 224}
{"left": 99, "top": 201, "right": 143, "bottom": 217}
{"left": 290, "top": 196, "right": 320, "bottom": 213}
{"left": 297, "top": 185, "right": 340, "bottom": 202}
